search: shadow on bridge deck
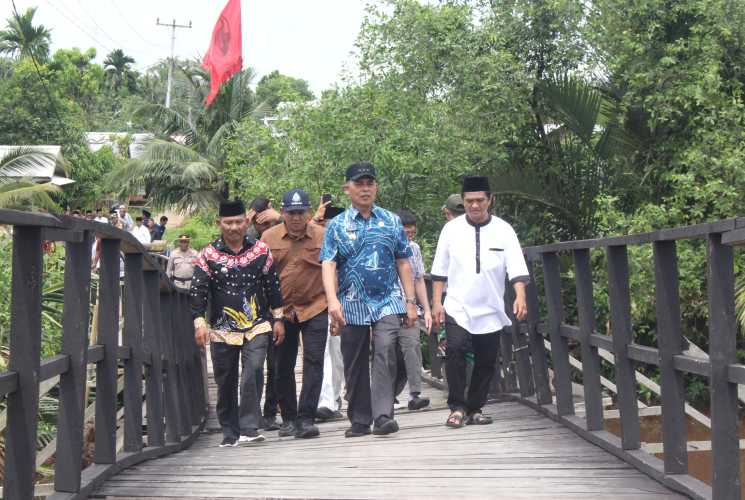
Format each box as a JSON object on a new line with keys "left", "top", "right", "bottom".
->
{"left": 92, "top": 387, "right": 684, "bottom": 499}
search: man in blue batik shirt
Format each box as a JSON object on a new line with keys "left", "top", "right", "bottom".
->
{"left": 321, "top": 162, "right": 417, "bottom": 438}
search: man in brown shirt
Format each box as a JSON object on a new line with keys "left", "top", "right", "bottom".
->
{"left": 261, "top": 188, "right": 328, "bottom": 439}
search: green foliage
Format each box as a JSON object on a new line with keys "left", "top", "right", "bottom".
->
{"left": 174, "top": 212, "right": 219, "bottom": 251}
{"left": 255, "top": 70, "right": 314, "bottom": 110}
{"left": 0, "top": 7, "right": 51, "bottom": 61}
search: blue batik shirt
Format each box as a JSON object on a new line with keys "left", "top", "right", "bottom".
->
{"left": 320, "top": 205, "right": 413, "bottom": 325}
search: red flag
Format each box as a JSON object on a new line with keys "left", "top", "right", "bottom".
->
{"left": 203, "top": 0, "right": 242, "bottom": 107}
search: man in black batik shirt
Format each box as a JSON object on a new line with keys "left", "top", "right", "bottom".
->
{"left": 190, "top": 199, "right": 285, "bottom": 447}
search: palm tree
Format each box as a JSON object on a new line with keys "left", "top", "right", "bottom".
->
{"left": 0, "top": 147, "right": 63, "bottom": 210}
{"left": 103, "top": 49, "right": 136, "bottom": 92}
{"left": 493, "top": 74, "right": 641, "bottom": 239}
{"left": 0, "top": 7, "right": 51, "bottom": 61}
{"left": 107, "top": 60, "right": 265, "bottom": 211}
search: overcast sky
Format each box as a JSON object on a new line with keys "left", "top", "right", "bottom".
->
{"left": 1, "top": 0, "right": 370, "bottom": 95}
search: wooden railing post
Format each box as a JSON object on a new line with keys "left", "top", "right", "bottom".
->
{"left": 143, "top": 270, "right": 165, "bottom": 448}
{"left": 541, "top": 252, "right": 574, "bottom": 415}
{"left": 160, "top": 291, "right": 181, "bottom": 444}
{"left": 175, "top": 293, "right": 192, "bottom": 436}
{"left": 606, "top": 245, "right": 640, "bottom": 450}
{"left": 94, "top": 238, "right": 121, "bottom": 464}
{"left": 123, "top": 253, "right": 145, "bottom": 453}
{"left": 653, "top": 240, "right": 688, "bottom": 474}
{"left": 572, "top": 249, "right": 603, "bottom": 431}
{"left": 707, "top": 233, "right": 741, "bottom": 499}
{"left": 526, "top": 259, "right": 551, "bottom": 404}
{"left": 3, "top": 226, "right": 43, "bottom": 500}
{"left": 499, "top": 327, "right": 518, "bottom": 393}
{"left": 54, "top": 230, "right": 92, "bottom": 493}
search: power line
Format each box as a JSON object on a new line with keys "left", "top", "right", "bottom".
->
{"left": 73, "top": 0, "right": 126, "bottom": 49}
{"left": 106, "top": 0, "right": 169, "bottom": 50}
{"left": 43, "top": 0, "right": 112, "bottom": 53}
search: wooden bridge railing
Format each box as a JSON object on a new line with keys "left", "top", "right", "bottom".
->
{"left": 424, "top": 217, "right": 745, "bottom": 500}
{"left": 0, "top": 209, "right": 207, "bottom": 500}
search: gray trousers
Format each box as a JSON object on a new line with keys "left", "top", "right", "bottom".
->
{"left": 395, "top": 320, "right": 423, "bottom": 397}
{"left": 341, "top": 314, "right": 401, "bottom": 426}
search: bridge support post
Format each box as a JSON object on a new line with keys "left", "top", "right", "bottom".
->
{"left": 94, "top": 238, "right": 121, "bottom": 464}
{"left": 572, "top": 249, "right": 603, "bottom": 431}
{"left": 3, "top": 226, "right": 43, "bottom": 500}
{"left": 606, "top": 245, "right": 640, "bottom": 450}
{"left": 653, "top": 240, "right": 688, "bottom": 474}
{"left": 55, "top": 230, "right": 93, "bottom": 493}
{"left": 707, "top": 233, "right": 741, "bottom": 499}
{"left": 144, "top": 270, "right": 165, "bottom": 448}
{"left": 123, "top": 253, "right": 145, "bottom": 453}
{"left": 160, "top": 291, "right": 182, "bottom": 444}
{"left": 526, "top": 259, "right": 551, "bottom": 404}
{"left": 541, "top": 252, "right": 574, "bottom": 415}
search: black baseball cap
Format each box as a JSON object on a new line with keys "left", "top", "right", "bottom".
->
{"left": 282, "top": 188, "right": 311, "bottom": 211}
{"left": 345, "top": 162, "right": 376, "bottom": 181}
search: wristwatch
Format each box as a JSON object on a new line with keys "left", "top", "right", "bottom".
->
{"left": 405, "top": 298, "right": 417, "bottom": 305}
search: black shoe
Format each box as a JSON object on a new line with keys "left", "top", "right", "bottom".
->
{"left": 345, "top": 423, "right": 371, "bottom": 438}
{"left": 316, "top": 407, "right": 335, "bottom": 421}
{"left": 408, "top": 396, "right": 430, "bottom": 411}
{"left": 372, "top": 416, "right": 399, "bottom": 435}
{"left": 262, "top": 416, "right": 280, "bottom": 431}
{"left": 278, "top": 421, "right": 296, "bottom": 437}
{"left": 295, "top": 421, "right": 320, "bottom": 439}
{"left": 219, "top": 436, "right": 238, "bottom": 448}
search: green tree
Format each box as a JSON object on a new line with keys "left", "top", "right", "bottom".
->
{"left": 107, "top": 61, "right": 262, "bottom": 210}
{"left": 0, "top": 146, "right": 62, "bottom": 209}
{"left": 103, "top": 49, "right": 137, "bottom": 93}
{"left": 255, "top": 70, "right": 314, "bottom": 110}
{"left": 0, "top": 7, "right": 51, "bottom": 61}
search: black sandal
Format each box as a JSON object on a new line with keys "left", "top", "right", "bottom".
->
{"left": 466, "top": 412, "right": 493, "bottom": 425}
{"left": 446, "top": 410, "right": 466, "bottom": 428}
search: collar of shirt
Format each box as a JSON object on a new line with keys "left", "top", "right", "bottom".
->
{"left": 277, "top": 222, "right": 313, "bottom": 241}
{"left": 212, "top": 235, "right": 256, "bottom": 255}
{"left": 347, "top": 204, "right": 383, "bottom": 223}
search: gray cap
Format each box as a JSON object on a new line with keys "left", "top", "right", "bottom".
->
{"left": 442, "top": 194, "right": 465, "bottom": 214}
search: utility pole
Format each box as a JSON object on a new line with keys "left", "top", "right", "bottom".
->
{"left": 156, "top": 18, "right": 192, "bottom": 108}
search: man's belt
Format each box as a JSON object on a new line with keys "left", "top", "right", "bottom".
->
{"left": 172, "top": 276, "right": 191, "bottom": 282}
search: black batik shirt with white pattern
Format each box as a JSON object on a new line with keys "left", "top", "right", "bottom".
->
{"left": 189, "top": 235, "right": 282, "bottom": 336}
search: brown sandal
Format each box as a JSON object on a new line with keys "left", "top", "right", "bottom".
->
{"left": 446, "top": 410, "right": 466, "bottom": 428}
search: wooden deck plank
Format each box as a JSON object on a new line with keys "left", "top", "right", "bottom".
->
{"left": 92, "top": 347, "right": 686, "bottom": 500}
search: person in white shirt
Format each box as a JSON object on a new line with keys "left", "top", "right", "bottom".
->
{"left": 130, "top": 216, "right": 151, "bottom": 245}
{"left": 118, "top": 204, "right": 134, "bottom": 232}
{"left": 430, "top": 175, "right": 529, "bottom": 428}
{"left": 93, "top": 208, "right": 108, "bottom": 224}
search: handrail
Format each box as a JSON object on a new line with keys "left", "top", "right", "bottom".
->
{"left": 458, "top": 216, "right": 743, "bottom": 500}
{"left": 0, "top": 208, "right": 208, "bottom": 500}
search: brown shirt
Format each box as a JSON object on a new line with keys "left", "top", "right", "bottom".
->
{"left": 261, "top": 222, "right": 327, "bottom": 323}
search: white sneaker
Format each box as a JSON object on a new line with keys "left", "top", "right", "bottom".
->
{"left": 238, "top": 433, "right": 265, "bottom": 445}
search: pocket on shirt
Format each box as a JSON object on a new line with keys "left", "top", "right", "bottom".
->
{"left": 481, "top": 247, "right": 505, "bottom": 272}
{"left": 302, "top": 247, "right": 322, "bottom": 267}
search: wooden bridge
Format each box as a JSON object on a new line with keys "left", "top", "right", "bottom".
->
{"left": 0, "top": 210, "right": 743, "bottom": 499}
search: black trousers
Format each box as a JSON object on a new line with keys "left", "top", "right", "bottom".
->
{"left": 211, "top": 335, "right": 269, "bottom": 439}
{"left": 274, "top": 312, "right": 328, "bottom": 423}
{"left": 444, "top": 315, "right": 499, "bottom": 414}
{"left": 262, "top": 341, "right": 278, "bottom": 418}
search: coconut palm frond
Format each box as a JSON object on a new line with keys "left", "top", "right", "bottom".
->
{"left": 736, "top": 275, "right": 745, "bottom": 332}
{"left": 0, "top": 147, "right": 59, "bottom": 178}
{"left": 539, "top": 74, "right": 601, "bottom": 144}
{"left": 0, "top": 180, "right": 60, "bottom": 210}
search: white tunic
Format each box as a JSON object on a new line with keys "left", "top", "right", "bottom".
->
{"left": 130, "top": 225, "right": 151, "bottom": 245}
{"left": 430, "top": 215, "right": 529, "bottom": 334}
